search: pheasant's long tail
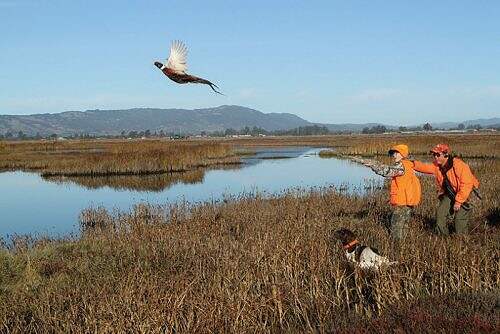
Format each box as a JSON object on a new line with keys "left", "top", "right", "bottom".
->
{"left": 190, "top": 76, "right": 225, "bottom": 95}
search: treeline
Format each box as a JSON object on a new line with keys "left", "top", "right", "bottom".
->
{"left": 0, "top": 130, "right": 185, "bottom": 141}
{"left": 0, "top": 125, "right": 334, "bottom": 140}
{"left": 210, "top": 125, "right": 332, "bottom": 137}
{"left": 362, "top": 122, "right": 493, "bottom": 134}
{"left": 361, "top": 124, "right": 433, "bottom": 134}
{"left": 0, "top": 123, "right": 497, "bottom": 141}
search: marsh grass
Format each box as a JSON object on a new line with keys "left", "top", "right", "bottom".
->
{"left": 0, "top": 139, "right": 238, "bottom": 176}
{"left": 1, "top": 187, "right": 498, "bottom": 333}
{"left": 227, "top": 133, "right": 500, "bottom": 159}
{"left": 1, "top": 134, "right": 499, "bottom": 332}
{"left": 326, "top": 133, "right": 499, "bottom": 158}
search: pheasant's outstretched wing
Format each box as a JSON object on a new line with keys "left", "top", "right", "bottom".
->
{"left": 166, "top": 40, "right": 188, "bottom": 74}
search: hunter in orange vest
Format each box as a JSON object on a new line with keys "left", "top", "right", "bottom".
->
{"left": 413, "top": 144, "right": 479, "bottom": 235}
{"left": 389, "top": 157, "right": 421, "bottom": 207}
{"left": 356, "top": 144, "right": 421, "bottom": 240}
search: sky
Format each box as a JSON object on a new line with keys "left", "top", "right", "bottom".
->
{"left": 1, "top": 0, "right": 499, "bottom": 125}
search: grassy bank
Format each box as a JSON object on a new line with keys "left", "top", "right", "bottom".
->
{"left": 0, "top": 139, "right": 238, "bottom": 176}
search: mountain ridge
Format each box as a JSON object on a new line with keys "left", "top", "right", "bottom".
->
{"left": 0, "top": 105, "right": 311, "bottom": 136}
{"left": 0, "top": 106, "right": 498, "bottom": 136}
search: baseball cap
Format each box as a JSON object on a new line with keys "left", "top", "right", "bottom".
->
{"left": 430, "top": 144, "right": 451, "bottom": 155}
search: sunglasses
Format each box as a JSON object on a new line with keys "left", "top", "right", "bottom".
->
{"left": 432, "top": 152, "right": 444, "bottom": 157}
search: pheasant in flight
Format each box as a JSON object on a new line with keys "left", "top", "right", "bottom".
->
{"left": 154, "top": 41, "right": 223, "bottom": 95}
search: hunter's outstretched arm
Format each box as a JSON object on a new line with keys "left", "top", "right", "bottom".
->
{"left": 369, "top": 161, "right": 405, "bottom": 178}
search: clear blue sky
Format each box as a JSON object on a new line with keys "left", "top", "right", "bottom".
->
{"left": 1, "top": 0, "right": 499, "bottom": 125}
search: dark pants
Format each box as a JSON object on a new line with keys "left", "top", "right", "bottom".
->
{"left": 390, "top": 206, "right": 412, "bottom": 240}
{"left": 436, "top": 195, "right": 470, "bottom": 235}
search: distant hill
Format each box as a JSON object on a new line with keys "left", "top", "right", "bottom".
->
{"left": 0, "top": 106, "right": 498, "bottom": 136}
{"left": 0, "top": 105, "right": 310, "bottom": 136}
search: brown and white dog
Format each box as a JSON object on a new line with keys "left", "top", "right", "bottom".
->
{"left": 333, "top": 228, "right": 397, "bottom": 270}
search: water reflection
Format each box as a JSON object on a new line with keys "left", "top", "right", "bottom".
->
{"left": 0, "top": 147, "right": 382, "bottom": 237}
{"left": 43, "top": 169, "right": 207, "bottom": 192}
{"left": 239, "top": 146, "right": 312, "bottom": 164}
{"left": 41, "top": 147, "right": 310, "bottom": 192}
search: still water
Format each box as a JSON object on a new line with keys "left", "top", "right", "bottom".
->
{"left": 0, "top": 147, "right": 381, "bottom": 238}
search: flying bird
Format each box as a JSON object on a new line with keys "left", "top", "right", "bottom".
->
{"left": 154, "top": 40, "right": 223, "bottom": 95}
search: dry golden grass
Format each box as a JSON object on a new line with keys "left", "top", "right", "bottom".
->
{"left": 0, "top": 133, "right": 499, "bottom": 332}
{"left": 0, "top": 139, "right": 238, "bottom": 176}
{"left": 227, "top": 132, "right": 500, "bottom": 158}
{"left": 1, "top": 133, "right": 497, "bottom": 176}
{"left": 1, "top": 186, "right": 498, "bottom": 332}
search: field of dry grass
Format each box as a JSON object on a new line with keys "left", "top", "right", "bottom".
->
{"left": 227, "top": 132, "right": 499, "bottom": 158}
{"left": 1, "top": 133, "right": 497, "bottom": 176}
{"left": 0, "top": 133, "right": 499, "bottom": 332}
{"left": 0, "top": 139, "right": 238, "bottom": 176}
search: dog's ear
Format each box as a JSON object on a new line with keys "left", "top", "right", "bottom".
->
{"left": 333, "top": 229, "right": 345, "bottom": 241}
{"left": 333, "top": 228, "right": 356, "bottom": 244}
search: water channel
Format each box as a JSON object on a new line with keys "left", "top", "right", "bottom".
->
{"left": 0, "top": 147, "right": 382, "bottom": 238}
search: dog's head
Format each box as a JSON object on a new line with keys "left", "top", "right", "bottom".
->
{"left": 333, "top": 228, "right": 357, "bottom": 246}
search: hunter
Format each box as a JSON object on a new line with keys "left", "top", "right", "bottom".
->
{"left": 413, "top": 144, "right": 480, "bottom": 235}
{"left": 355, "top": 144, "right": 421, "bottom": 240}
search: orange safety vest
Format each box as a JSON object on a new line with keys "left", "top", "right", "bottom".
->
{"left": 390, "top": 159, "right": 421, "bottom": 206}
{"left": 413, "top": 157, "right": 479, "bottom": 204}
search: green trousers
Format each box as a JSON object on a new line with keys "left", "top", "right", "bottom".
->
{"left": 390, "top": 206, "right": 412, "bottom": 240}
{"left": 436, "top": 195, "right": 470, "bottom": 235}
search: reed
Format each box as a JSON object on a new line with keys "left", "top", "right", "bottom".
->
{"left": 0, "top": 139, "right": 238, "bottom": 176}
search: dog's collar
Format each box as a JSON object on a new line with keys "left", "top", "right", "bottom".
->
{"left": 343, "top": 239, "right": 359, "bottom": 250}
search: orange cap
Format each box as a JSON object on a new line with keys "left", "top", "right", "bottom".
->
{"left": 430, "top": 144, "right": 450, "bottom": 154}
{"left": 388, "top": 144, "right": 409, "bottom": 158}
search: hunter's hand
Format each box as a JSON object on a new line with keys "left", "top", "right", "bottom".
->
{"left": 453, "top": 202, "right": 461, "bottom": 211}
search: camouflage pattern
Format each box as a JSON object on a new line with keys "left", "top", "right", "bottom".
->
{"left": 390, "top": 206, "right": 412, "bottom": 240}
{"left": 436, "top": 195, "right": 470, "bottom": 235}
{"left": 349, "top": 156, "right": 405, "bottom": 178}
{"left": 350, "top": 155, "right": 413, "bottom": 239}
